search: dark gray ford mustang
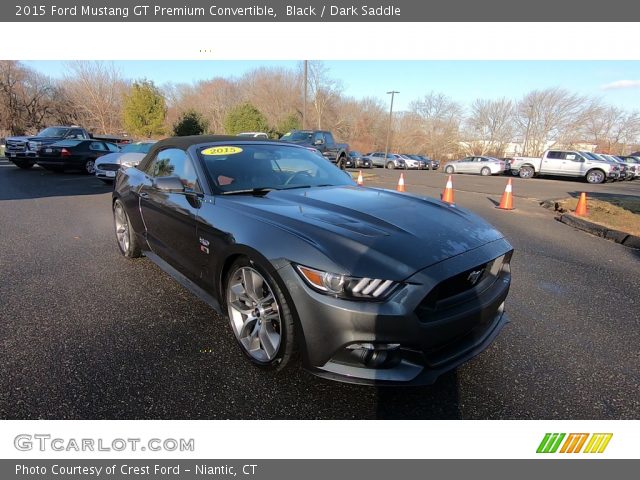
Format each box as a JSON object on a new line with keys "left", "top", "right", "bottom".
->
{"left": 113, "top": 135, "right": 513, "bottom": 385}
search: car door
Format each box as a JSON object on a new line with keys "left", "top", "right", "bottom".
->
{"left": 323, "top": 132, "right": 339, "bottom": 162}
{"left": 138, "top": 147, "right": 204, "bottom": 278}
{"left": 560, "top": 152, "right": 586, "bottom": 176}
{"left": 541, "top": 151, "right": 565, "bottom": 174}
{"left": 457, "top": 157, "right": 472, "bottom": 173}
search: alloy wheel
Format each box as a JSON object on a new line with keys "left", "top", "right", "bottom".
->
{"left": 113, "top": 202, "right": 130, "bottom": 253}
{"left": 227, "top": 266, "right": 282, "bottom": 362}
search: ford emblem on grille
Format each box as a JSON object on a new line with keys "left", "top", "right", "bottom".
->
{"left": 467, "top": 269, "right": 484, "bottom": 286}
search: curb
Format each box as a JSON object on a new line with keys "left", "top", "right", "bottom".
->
{"left": 540, "top": 200, "right": 640, "bottom": 249}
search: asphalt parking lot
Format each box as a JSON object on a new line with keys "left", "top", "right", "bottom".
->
{"left": 0, "top": 160, "right": 638, "bottom": 419}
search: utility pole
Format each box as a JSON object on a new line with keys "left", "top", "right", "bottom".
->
{"left": 302, "top": 60, "right": 308, "bottom": 130}
{"left": 384, "top": 91, "right": 399, "bottom": 164}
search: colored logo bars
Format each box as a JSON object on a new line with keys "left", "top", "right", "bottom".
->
{"left": 536, "top": 433, "right": 613, "bottom": 454}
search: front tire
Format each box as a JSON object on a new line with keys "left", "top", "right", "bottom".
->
{"left": 225, "top": 257, "right": 296, "bottom": 370}
{"left": 586, "top": 169, "right": 605, "bottom": 184}
{"left": 113, "top": 199, "right": 141, "bottom": 258}
{"left": 386, "top": 161, "right": 395, "bottom": 169}
{"left": 445, "top": 165, "right": 454, "bottom": 174}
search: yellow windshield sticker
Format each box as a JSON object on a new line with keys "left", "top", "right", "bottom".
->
{"left": 201, "top": 146, "right": 243, "bottom": 156}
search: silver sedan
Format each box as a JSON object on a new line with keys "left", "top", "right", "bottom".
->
{"left": 443, "top": 156, "right": 508, "bottom": 176}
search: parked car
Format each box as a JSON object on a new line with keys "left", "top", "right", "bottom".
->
{"left": 600, "top": 154, "right": 634, "bottom": 181}
{"left": 37, "top": 139, "right": 119, "bottom": 174}
{"left": 112, "top": 136, "right": 513, "bottom": 385}
{"left": 399, "top": 154, "right": 426, "bottom": 169}
{"left": 443, "top": 156, "right": 508, "bottom": 176}
{"left": 345, "top": 150, "right": 372, "bottom": 169}
{"left": 280, "top": 130, "right": 349, "bottom": 169}
{"left": 237, "top": 132, "right": 269, "bottom": 139}
{"left": 510, "top": 150, "right": 617, "bottom": 184}
{"left": 418, "top": 155, "right": 439, "bottom": 170}
{"left": 364, "top": 152, "right": 407, "bottom": 169}
{"left": 95, "top": 141, "right": 157, "bottom": 183}
{"left": 617, "top": 156, "right": 640, "bottom": 179}
{"left": 4, "top": 126, "right": 92, "bottom": 169}
{"left": 583, "top": 152, "right": 622, "bottom": 181}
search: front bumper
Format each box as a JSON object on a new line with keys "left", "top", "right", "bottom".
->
{"left": 5, "top": 151, "right": 38, "bottom": 159}
{"left": 95, "top": 164, "right": 120, "bottom": 180}
{"left": 278, "top": 238, "right": 513, "bottom": 385}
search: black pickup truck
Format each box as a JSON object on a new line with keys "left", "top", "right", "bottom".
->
{"left": 280, "top": 130, "right": 350, "bottom": 169}
{"left": 4, "top": 126, "right": 94, "bottom": 169}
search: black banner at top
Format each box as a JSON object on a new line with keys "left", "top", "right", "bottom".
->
{"left": 6, "top": 0, "right": 640, "bottom": 21}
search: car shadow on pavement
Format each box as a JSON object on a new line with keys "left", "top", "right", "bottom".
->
{"left": 0, "top": 160, "right": 111, "bottom": 201}
{"left": 373, "top": 371, "right": 461, "bottom": 419}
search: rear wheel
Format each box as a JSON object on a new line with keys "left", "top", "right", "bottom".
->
{"left": 480, "top": 167, "right": 491, "bottom": 176}
{"left": 586, "top": 169, "right": 605, "bottom": 184}
{"left": 225, "top": 257, "right": 295, "bottom": 370}
{"left": 83, "top": 159, "right": 96, "bottom": 175}
{"left": 337, "top": 155, "right": 346, "bottom": 170}
{"left": 519, "top": 165, "right": 535, "bottom": 179}
{"left": 445, "top": 165, "right": 454, "bottom": 174}
{"left": 386, "top": 161, "right": 395, "bottom": 169}
{"left": 113, "top": 199, "right": 141, "bottom": 258}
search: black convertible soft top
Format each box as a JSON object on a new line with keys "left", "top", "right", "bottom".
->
{"left": 150, "top": 135, "right": 279, "bottom": 151}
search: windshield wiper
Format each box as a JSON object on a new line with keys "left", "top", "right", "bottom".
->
{"left": 222, "top": 187, "right": 275, "bottom": 196}
{"left": 280, "top": 184, "right": 335, "bottom": 190}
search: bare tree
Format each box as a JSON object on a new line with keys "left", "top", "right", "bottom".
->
{"left": 464, "top": 98, "right": 515, "bottom": 156}
{"left": 305, "top": 61, "right": 343, "bottom": 130}
{"left": 61, "top": 61, "right": 127, "bottom": 134}
{"left": 410, "top": 92, "right": 463, "bottom": 159}
{"left": 516, "top": 88, "right": 588, "bottom": 156}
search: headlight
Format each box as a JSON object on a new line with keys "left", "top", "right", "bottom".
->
{"left": 295, "top": 265, "right": 398, "bottom": 301}
{"left": 28, "top": 141, "right": 41, "bottom": 150}
{"left": 121, "top": 160, "right": 138, "bottom": 168}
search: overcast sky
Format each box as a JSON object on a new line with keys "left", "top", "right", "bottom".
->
{"left": 23, "top": 60, "right": 640, "bottom": 112}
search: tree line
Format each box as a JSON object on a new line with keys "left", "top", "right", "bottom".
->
{"left": 2, "top": 60, "right": 639, "bottom": 158}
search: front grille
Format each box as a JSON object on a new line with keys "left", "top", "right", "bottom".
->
{"left": 6, "top": 141, "right": 26, "bottom": 152}
{"left": 419, "top": 263, "right": 489, "bottom": 310}
{"left": 98, "top": 163, "right": 121, "bottom": 171}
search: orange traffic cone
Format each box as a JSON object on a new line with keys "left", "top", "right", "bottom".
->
{"left": 575, "top": 192, "right": 588, "bottom": 217}
{"left": 497, "top": 178, "right": 515, "bottom": 210}
{"left": 441, "top": 175, "right": 454, "bottom": 204}
{"left": 396, "top": 173, "right": 406, "bottom": 192}
{"left": 357, "top": 170, "right": 364, "bottom": 186}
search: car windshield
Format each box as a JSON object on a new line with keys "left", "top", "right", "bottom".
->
{"left": 37, "top": 127, "right": 70, "bottom": 137}
{"left": 580, "top": 151, "right": 599, "bottom": 160}
{"left": 349, "top": 151, "right": 362, "bottom": 157}
{"left": 280, "top": 131, "right": 313, "bottom": 142}
{"left": 121, "top": 142, "right": 155, "bottom": 154}
{"left": 198, "top": 143, "right": 355, "bottom": 194}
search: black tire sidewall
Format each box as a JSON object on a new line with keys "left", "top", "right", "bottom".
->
{"left": 224, "top": 256, "right": 296, "bottom": 370}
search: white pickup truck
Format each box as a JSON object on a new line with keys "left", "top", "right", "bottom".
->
{"left": 509, "top": 150, "right": 619, "bottom": 184}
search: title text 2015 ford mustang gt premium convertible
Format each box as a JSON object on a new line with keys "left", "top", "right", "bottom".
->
{"left": 112, "top": 136, "right": 513, "bottom": 385}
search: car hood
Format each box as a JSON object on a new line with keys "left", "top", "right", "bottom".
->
{"left": 219, "top": 186, "right": 504, "bottom": 279}
{"left": 7, "top": 136, "right": 61, "bottom": 142}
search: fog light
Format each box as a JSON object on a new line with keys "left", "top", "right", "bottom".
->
{"left": 346, "top": 343, "right": 401, "bottom": 368}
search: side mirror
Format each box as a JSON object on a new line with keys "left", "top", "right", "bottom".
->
{"left": 314, "top": 139, "right": 324, "bottom": 145}
{"left": 154, "top": 176, "right": 185, "bottom": 193}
